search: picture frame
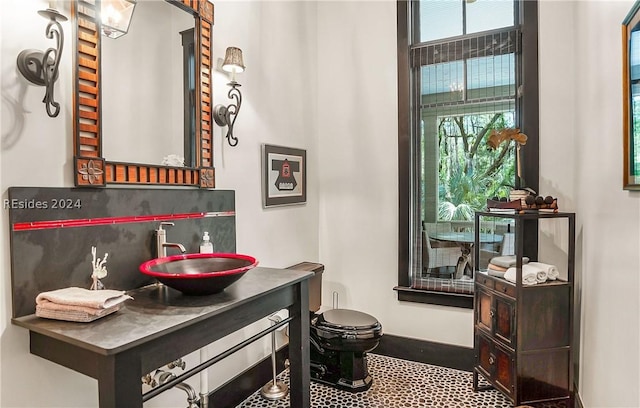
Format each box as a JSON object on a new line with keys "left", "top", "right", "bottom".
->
{"left": 623, "top": 0, "right": 640, "bottom": 190}
{"left": 262, "top": 144, "right": 307, "bottom": 207}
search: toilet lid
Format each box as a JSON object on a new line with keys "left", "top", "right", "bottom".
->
{"left": 317, "top": 309, "right": 379, "bottom": 331}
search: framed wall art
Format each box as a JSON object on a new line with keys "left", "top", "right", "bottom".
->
{"left": 262, "top": 144, "right": 307, "bottom": 207}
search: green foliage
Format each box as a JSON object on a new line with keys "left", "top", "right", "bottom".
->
{"left": 437, "top": 112, "right": 516, "bottom": 221}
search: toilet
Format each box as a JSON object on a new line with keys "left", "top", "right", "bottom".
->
{"left": 287, "top": 262, "right": 383, "bottom": 392}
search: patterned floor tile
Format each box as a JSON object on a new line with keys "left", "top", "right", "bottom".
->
{"left": 237, "top": 354, "right": 515, "bottom": 408}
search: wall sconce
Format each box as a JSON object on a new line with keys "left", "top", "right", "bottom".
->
{"left": 101, "top": 0, "right": 137, "bottom": 39}
{"left": 213, "top": 47, "right": 245, "bottom": 147}
{"left": 16, "top": 3, "right": 67, "bottom": 118}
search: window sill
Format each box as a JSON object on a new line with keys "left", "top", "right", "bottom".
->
{"left": 393, "top": 286, "right": 473, "bottom": 309}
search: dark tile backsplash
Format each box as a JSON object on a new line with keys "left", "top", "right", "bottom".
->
{"left": 7, "top": 187, "right": 236, "bottom": 318}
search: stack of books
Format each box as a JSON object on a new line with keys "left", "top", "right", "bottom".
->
{"left": 486, "top": 198, "right": 521, "bottom": 214}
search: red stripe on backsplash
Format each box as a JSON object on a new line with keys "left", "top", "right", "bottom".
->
{"left": 12, "top": 211, "right": 235, "bottom": 231}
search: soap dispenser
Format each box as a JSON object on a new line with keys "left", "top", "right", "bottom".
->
{"left": 200, "top": 231, "right": 214, "bottom": 254}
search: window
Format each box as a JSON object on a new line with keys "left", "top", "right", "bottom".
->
{"left": 396, "top": 0, "right": 538, "bottom": 308}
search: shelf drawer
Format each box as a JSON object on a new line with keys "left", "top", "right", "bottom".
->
{"left": 475, "top": 332, "right": 515, "bottom": 400}
{"left": 475, "top": 286, "right": 493, "bottom": 333}
{"left": 476, "top": 273, "right": 495, "bottom": 289}
{"left": 494, "top": 279, "right": 515, "bottom": 298}
{"left": 476, "top": 332, "right": 493, "bottom": 378}
{"left": 493, "top": 340, "right": 515, "bottom": 398}
{"left": 475, "top": 285, "right": 516, "bottom": 348}
{"left": 494, "top": 293, "right": 516, "bottom": 347}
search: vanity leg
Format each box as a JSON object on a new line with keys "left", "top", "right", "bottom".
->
{"left": 97, "top": 352, "right": 143, "bottom": 408}
{"left": 288, "top": 279, "right": 311, "bottom": 408}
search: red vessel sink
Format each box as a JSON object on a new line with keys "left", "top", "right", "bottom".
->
{"left": 139, "top": 253, "right": 258, "bottom": 295}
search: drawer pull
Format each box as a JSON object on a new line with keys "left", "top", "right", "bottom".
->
{"left": 489, "top": 310, "right": 495, "bottom": 317}
{"left": 489, "top": 356, "right": 495, "bottom": 365}
{"left": 502, "top": 286, "right": 508, "bottom": 292}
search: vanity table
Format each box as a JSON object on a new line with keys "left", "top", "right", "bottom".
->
{"left": 13, "top": 267, "right": 312, "bottom": 408}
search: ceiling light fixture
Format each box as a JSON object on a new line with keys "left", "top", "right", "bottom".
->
{"left": 101, "top": 0, "right": 137, "bottom": 39}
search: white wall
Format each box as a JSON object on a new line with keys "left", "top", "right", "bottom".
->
{"left": 212, "top": 0, "right": 319, "bottom": 267}
{"left": 1, "top": 1, "right": 640, "bottom": 407}
{"left": 1, "top": 0, "right": 83, "bottom": 404}
{"left": 0, "top": 0, "right": 318, "bottom": 407}
{"left": 539, "top": 1, "right": 640, "bottom": 406}
{"left": 316, "top": 0, "right": 475, "bottom": 351}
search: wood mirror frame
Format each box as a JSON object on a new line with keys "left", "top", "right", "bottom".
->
{"left": 71, "top": 0, "right": 215, "bottom": 188}
{"left": 623, "top": 0, "right": 640, "bottom": 190}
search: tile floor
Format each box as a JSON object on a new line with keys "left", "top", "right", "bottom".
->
{"left": 237, "top": 353, "right": 530, "bottom": 408}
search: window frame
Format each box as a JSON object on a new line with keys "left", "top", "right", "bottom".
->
{"left": 395, "top": 0, "right": 539, "bottom": 308}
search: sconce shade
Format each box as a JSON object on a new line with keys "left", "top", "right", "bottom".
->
{"left": 101, "top": 0, "right": 137, "bottom": 39}
{"left": 222, "top": 47, "right": 245, "bottom": 73}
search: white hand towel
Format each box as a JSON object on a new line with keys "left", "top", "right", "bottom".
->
{"left": 36, "top": 287, "right": 132, "bottom": 309}
{"left": 504, "top": 265, "right": 539, "bottom": 285}
{"left": 490, "top": 255, "right": 530, "bottom": 269}
{"left": 528, "top": 262, "right": 560, "bottom": 281}
{"left": 487, "top": 264, "right": 507, "bottom": 278}
{"left": 36, "top": 302, "right": 122, "bottom": 322}
{"left": 36, "top": 299, "right": 120, "bottom": 315}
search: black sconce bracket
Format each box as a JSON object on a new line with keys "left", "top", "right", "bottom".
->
{"left": 213, "top": 81, "right": 242, "bottom": 147}
{"left": 16, "top": 8, "right": 66, "bottom": 118}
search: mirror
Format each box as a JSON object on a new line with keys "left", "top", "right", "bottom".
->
{"left": 102, "top": 1, "right": 195, "bottom": 166}
{"left": 72, "top": 0, "right": 215, "bottom": 188}
{"left": 623, "top": 1, "right": 640, "bottom": 190}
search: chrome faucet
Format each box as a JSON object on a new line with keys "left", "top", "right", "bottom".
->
{"left": 155, "top": 222, "right": 187, "bottom": 258}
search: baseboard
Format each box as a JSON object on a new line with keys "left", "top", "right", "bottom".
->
{"left": 374, "top": 333, "right": 475, "bottom": 372}
{"left": 208, "top": 345, "right": 289, "bottom": 408}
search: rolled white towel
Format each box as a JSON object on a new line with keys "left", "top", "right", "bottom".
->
{"left": 504, "top": 265, "right": 540, "bottom": 285}
{"left": 528, "top": 262, "right": 560, "bottom": 281}
{"left": 534, "top": 266, "right": 548, "bottom": 283}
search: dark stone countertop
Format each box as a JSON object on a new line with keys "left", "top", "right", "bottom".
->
{"left": 12, "top": 267, "right": 313, "bottom": 356}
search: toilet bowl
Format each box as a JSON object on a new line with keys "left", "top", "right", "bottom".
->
{"left": 310, "top": 308, "right": 382, "bottom": 392}
{"left": 287, "top": 262, "right": 383, "bottom": 393}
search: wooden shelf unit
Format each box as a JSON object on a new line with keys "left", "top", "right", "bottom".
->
{"left": 472, "top": 211, "right": 576, "bottom": 406}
